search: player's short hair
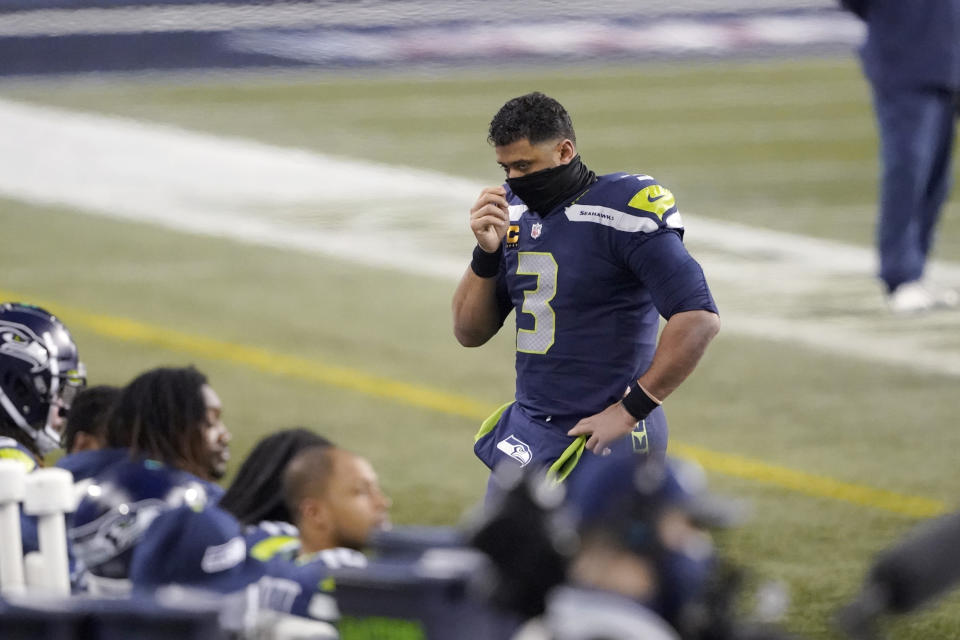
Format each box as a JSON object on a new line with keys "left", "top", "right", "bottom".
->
{"left": 105, "top": 366, "right": 210, "bottom": 478}
{"left": 282, "top": 445, "right": 339, "bottom": 526}
{"left": 220, "top": 428, "right": 333, "bottom": 526}
{"left": 488, "top": 91, "right": 576, "bottom": 147}
{"left": 62, "top": 385, "right": 120, "bottom": 452}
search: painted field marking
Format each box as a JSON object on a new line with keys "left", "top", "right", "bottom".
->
{"left": 670, "top": 443, "right": 947, "bottom": 519}
{"left": 1, "top": 98, "right": 957, "bottom": 377}
{"left": 1, "top": 288, "right": 946, "bottom": 519}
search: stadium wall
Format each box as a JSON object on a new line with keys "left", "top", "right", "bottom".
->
{"left": 0, "top": 0, "right": 860, "bottom": 77}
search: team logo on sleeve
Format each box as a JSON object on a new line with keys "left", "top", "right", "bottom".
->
{"left": 496, "top": 435, "right": 533, "bottom": 466}
{"left": 531, "top": 223, "right": 543, "bottom": 239}
{"left": 627, "top": 185, "right": 676, "bottom": 219}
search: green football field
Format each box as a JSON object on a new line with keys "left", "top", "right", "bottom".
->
{"left": 1, "top": 58, "right": 959, "bottom": 638}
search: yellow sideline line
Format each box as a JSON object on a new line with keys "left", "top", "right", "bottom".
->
{"left": 4, "top": 290, "right": 948, "bottom": 520}
{"left": 669, "top": 443, "right": 946, "bottom": 519}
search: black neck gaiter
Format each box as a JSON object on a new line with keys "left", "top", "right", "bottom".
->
{"left": 507, "top": 155, "right": 597, "bottom": 216}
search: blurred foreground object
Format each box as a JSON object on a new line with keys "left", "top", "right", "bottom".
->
{"left": 836, "top": 509, "right": 960, "bottom": 640}
{"left": 471, "top": 458, "right": 800, "bottom": 640}
{"left": 0, "top": 462, "right": 76, "bottom": 596}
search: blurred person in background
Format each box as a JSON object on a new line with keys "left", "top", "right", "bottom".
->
{"left": 60, "top": 384, "right": 119, "bottom": 454}
{"left": 452, "top": 92, "right": 719, "bottom": 503}
{"left": 259, "top": 445, "right": 392, "bottom": 568}
{"left": 840, "top": 0, "right": 960, "bottom": 313}
{"left": 55, "top": 384, "right": 121, "bottom": 481}
{"left": 222, "top": 428, "right": 335, "bottom": 565}
{"left": 220, "top": 427, "right": 333, "bottom": 527}
{"left": 104, "top": 365, "right": 231, "bottom": 500}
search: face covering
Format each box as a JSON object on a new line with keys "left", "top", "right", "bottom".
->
{"left": 507, "top": 154, "right": 596, "bottom": 216}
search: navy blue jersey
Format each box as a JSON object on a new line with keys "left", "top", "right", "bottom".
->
{"left": 246, "top": 520, "right": 301, "bottom": 563}
{"left": 56, "top": 447, "right": 128, "bottom": 482}
{"left": 246, "top": 521, "right": 366, "bottom": 625}
{"left": 494, "top": 173, "right": 716, "bottom": 420}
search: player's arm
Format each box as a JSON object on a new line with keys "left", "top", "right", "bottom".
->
{"left": 452, "top": 186, "right": 511, "bottom": 347}
{"left": 569, "top": 231, "right": 719, "bottom": 453}
{"left": 568, "top": 310, "right": 719, "bottom": 454}
{"left": 636, "top": 309, "right": 719, "bottom": 400}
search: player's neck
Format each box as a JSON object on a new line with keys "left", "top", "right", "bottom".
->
{"left": 508, "top": 155, "right": 596, "bottom": 216}
{"left": 299, "top": 528, "right": 338, "bottom": 556}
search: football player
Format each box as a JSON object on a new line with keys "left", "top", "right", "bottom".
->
{"left": 0, "top": 302, "right": 86, "bottom": 554}
{"left": 55, "top": 385, "right": 121, "bottom": 481}
{"left": 247, "top": 445, "right": 390, "bottom": 569}
{"left": 71, "top": 459, "right": 340, "bottom": 634}
{"left": 0, "top": 302, "right": 86, "bottom": 467}
{"left": 283, "top": 446, "right": 391, "bottom": 563}
{"left": 452, "top": 92, "right": 720, "bottom": 504}
{"left": 130, "top": 502, "right": 340, "bottom": 635}
{"left": 69, "top": 458, "right": 211, "bottom": 595}
{"left": 220, "top": 427, "right": 333, "bottom": 526}
{"left": 103, "top": 366, "right": 231, "bottom": 499}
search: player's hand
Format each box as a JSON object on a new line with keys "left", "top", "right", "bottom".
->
{"left": 470, "top": 186, "right": 510, "bottom": 253}
{"left": 567, "top": 402, "right": 638, "bottom": 455}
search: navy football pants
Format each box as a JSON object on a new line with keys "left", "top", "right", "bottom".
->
{"left": 872, "top": 84, "right": 958, "bottom": 292}
{"left": 477, "top": 402, "right": 668, "bottom": 512}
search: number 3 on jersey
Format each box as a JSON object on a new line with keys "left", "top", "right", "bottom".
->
{"left": 516, "top": 252, "right": 557, "bottom": 354}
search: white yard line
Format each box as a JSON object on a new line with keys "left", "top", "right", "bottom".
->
{"left": 1, "top": 98, "right": 957, "bottom": 376}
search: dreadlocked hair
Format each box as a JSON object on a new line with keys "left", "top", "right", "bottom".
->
{"left": 219, "top": 427, "right": 333, "bottom": 526}
{"left": 106, "top": 366, "right": 210, "bottom": 479}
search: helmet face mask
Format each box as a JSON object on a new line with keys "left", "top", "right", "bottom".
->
{"left": 0, "top": 303, "right": 86, "bottom": 455}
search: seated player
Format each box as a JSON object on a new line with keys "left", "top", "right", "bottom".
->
{"left": 103, "top": 366, "right": 231, "bottom": 500}
{"left": 0, "top": 302, "right": 86, "bottom": 468}
{"left": 55, "top": 385, "right": 122, "bottom": 481}
{"left": 129, "top": 503, "right": 341, "bottom": 636}
{"left": 69, "top": 458, "right": 213, "bottom": 595}
{"left": 0, "top": 302, "right": 86, "bottom": 553}
{"left": 248, "top": 445, "right": 391, "bottom": 568}
{"left": 71, "top": 456, "right": 341, "bottom": 632}
{"left": 285, "top": 445, "right": 392, "bottom": 566}
{"left": 60, "top": 385, "right": 119, "bottom": 454}
{"left": 220, "top": 427, "right": 333, "bottom": 526}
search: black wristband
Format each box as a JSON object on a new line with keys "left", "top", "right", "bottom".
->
{"left": 621, "top": 381, "right": 661, "bottom": 421}
{"left": 471, "top": 244, "right": 503, "bottom": 278}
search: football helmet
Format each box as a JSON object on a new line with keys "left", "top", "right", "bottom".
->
{"left": 70, "top": 459, "right": 209, "bottom": 595}
{"left": 0, "top": 302, "right": 86, "bottom": 454}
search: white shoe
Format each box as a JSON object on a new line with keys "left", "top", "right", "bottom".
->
{"left": 887, "top": 281, "right": 960, "bottom": 314}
